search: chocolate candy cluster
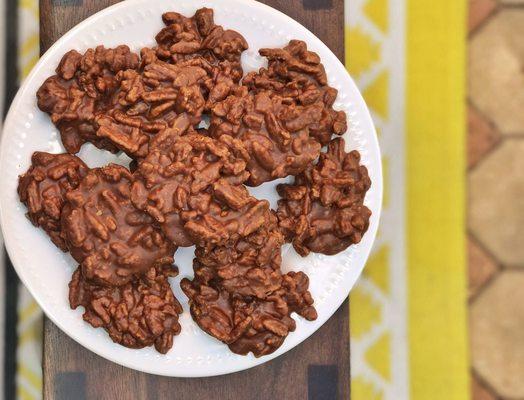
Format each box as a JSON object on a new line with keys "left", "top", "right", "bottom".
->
{"left": 18, "top": 8, "right": 371, "bottom": 356}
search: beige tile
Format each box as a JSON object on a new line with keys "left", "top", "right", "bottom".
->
{"left": 469, "top": 0, "right": 497, "bottom": 33}
{"left": 469, "top": 10, "right": 524, "bottom": 135}
{"left": 468, "top": 105, "right": 500, "bottom": 169}
{"left": 469, "top": 140, "right": 524, "bottom": 267}
{"left": 468, "top": 237, "right": 499, "bottom": 298}
{"left": 471, "top": 271, "right": 524, "bottom": 398}
{"left": 471, "top": 374, "right": 497, "bottom": 400}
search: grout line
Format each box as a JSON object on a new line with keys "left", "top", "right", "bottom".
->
{"left": 468, "top": 5, "right": 501, "bottom": 38}
{"left": 471, "top": 368, "right": 504, "bottom": 400}
{"left": 499, "top": 133, "right": 524, "bottom": 138}
{"left": 467, "top": 230, "right": 503, "bottom": 269}
{"left": 465, "top": 98, "right": 504, "bottom": 173}
{"left": 468, "top": 266, "right": 501, "bottom": 304}
{"left": 500, "top": 2, "right": 524, "bottom": 10}
{"left": 466, "top": 137, "right": 504, "bottom": 174}
{"left": 466, "top": 106, "right": 524, "bottom": 144}
{"left": 466, "top": 99, "right": 501, "bottom": 131}
{"left": 500, "top": 264, "right": 524, "bottom": 271}
{"left": 466, "top": 98, "right": 504, "bottom": 141}
{"left": 467, "top": 231, "right": 524, "bottom": 297}
{"left": 466, "top": 231, "right": 503, "bottom": 303}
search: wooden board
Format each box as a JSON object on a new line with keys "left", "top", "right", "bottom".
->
{"left": 40, "top": 1, "right": 349, "bottom": 398}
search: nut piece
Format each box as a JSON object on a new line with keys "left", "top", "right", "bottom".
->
{"left": 210, "top": 87, "right": 322, "bottom": 186}
{"left": 130, "top": 129, "right": 254, "bottom": 247}
{"left": 181, "top": 210, "right": 317, "bottom": 357}
{"left": 193, "top": 211, "right": 284, "bottom": 299}
{"left": 69, "top": 265, "right": 182, "bottom": 354}
{"left": 277, "top": 138, "right": 371, "bottom": 256}
{"left": 180, "top": 181, "right": 270, "bottom": 248}
{"left": 181, "top": 269, "right": 316, "bottom": 357}
{"left": 155, "top": 8, "right": 248, "bottom": 82}
{"left": 97, "top": 60, "right": 212, "bottom": 159}
{"left": 36, "top": 46, "right": 139, "bottom": 154}
{"left": 227, "top": 271, "right": 317, "bottom": 357}
{"left": 244, "top": 40, "right": 347, "bottom": 146}
{"left": 61, "top": 164, "right": 176, "bottom": 286}
{"left": 17, "top": 152, "right": 89, "bottom": 251}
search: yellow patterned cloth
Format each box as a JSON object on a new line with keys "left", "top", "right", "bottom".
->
{"left": 346, "top": 0, "right": 469, "bottom": 399}
{"left": 16, "top": 3, "right": 42, "bottom": 400}
{"left": 15, "top": 1, "right": 469, "bottom": 399}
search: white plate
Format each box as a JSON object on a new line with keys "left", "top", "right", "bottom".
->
{"left": 0, "top": 0, "right": 382, "bottom": 377}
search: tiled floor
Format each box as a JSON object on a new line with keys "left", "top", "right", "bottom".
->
{"left": 468, "top": 1, "right": 524, "bottom": 399}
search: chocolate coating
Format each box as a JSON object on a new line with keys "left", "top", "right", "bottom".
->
{"left": 244, "top": 40, "right": 347, "bottom": 146}
{"left": 155, "top": 8, "right": 248, "bottom": 82}
{"left": 228, "top": 271, "right": 317, "bottom": 356}
{"left": 181, "top": 270, "right": 316, "bottom": 357}
{"left": 17, "top": 152, "right": 89, "bottom": 251}
{"left": 69, "top": 265, "right": 182, "bottom": 353}
{"left": 96, "top": 62, "right": 209, "bottom": 159}
{"left": 130, "top": 129, "right": 259, "bottom": 247}
{"left": 193, "top": 212, "right": 284, "bottom": 299}
{"left": 277, "top": 138, "right": 371, "bottom": 256}
{"left": 181, "top": 211, "right": 317, "bottom": 357}
{"left": 36, "top": 45, "right": 140, "bottom": 154}
{"left": 209, "top": 87, "right": 322, "bottom": 186}
{"left": 61, "top": 164, "right": 176, "bottom": 286}
{"left": 180, "top": 180, "right": 270, "bottom": 248}
{"left": 209, "top": 39, "right": 348, "bottom": 186}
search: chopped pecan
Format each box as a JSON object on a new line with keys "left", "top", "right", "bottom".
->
{"left": 69, "top": 265, "right": 182, "bottom": 353}
{"left": 180, "top": 183, "right": 270, "bottom": 248}
{"left": 17, "top": 152, "right": 89, "bottom": 251}
{"left": 155, "top": 8, "right": 247, "bottom": 82}
{"left": 244, "top": 40, "right": 347, "bottom": 146}
{"left": 227, "top": 270, "right": 317, "bottom": 356}
{"left": 192, "top": 211, "right": 284, "bottom": 299}
{"left": 61, "top": 164, "right": 176, "bottom": 286}
{"left": 210, "top": 88, "right": 321, "bottom": 186}
{"left": 36, "top": 46, "right": 139, "bottom": 154}
{"left": 130, "top": 130, "right": 252, "bottom": 247}
{"left": 277, "top": 138, "right": 371, "bottom": 256}
{"left": 181, "top": 268, "right": 316, "bottom": 357}
{"left": 181, "top": 209, "right": 317, "bottom": 357}
{"left": 95, "top": 57, "right": 215, "bottom": 159}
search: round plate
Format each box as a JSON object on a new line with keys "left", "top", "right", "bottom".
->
{"left": 0, "top": 0, "right": 382, "bottom": 377}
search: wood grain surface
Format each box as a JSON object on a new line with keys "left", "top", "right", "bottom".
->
{"left": 40, "top": 1, "right": 349, "bottom": 399}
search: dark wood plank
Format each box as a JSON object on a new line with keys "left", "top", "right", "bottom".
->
{"left": 44, "top": 303, "right": 349, "bottom": 399}
{"left": 40, "top": 1, "right": 348, "bottom": 399}
{"left": 40, "top": 0, "right": 120, "bottom": 50}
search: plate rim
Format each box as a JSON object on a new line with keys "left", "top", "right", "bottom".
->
{"left": 0, "top": 0, "right": 382, "bottom": 377}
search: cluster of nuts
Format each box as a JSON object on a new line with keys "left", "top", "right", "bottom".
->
{"left": 18, "top": 8, "right": 371, "bottom": 356}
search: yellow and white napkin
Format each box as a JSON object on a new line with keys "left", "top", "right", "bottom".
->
{"left": 9, "top": 0, "right": 470, "bottom": 398}
{"left": 346, "top": 0, "right": 469, "bottom": 399}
